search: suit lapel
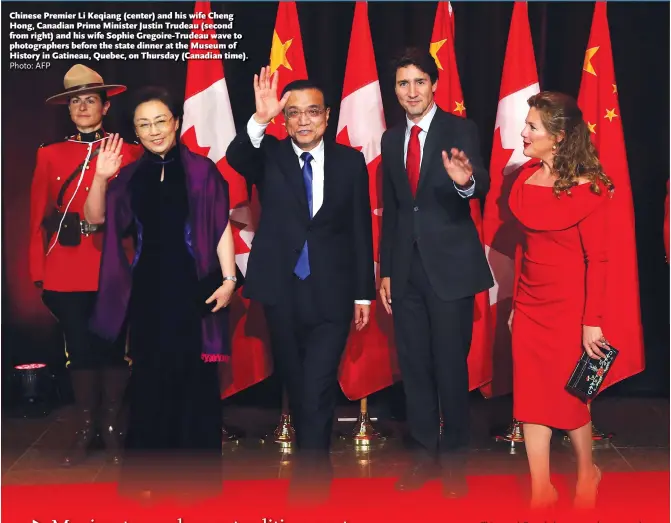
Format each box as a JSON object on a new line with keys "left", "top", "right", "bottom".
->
{"left": 277, "top": 138, "right": 309, "bottom": 217}
{"left": 416, "top": 111, "right": 443, "bottom": 196}
{"left": 390, "top": 125, "right": 413, "bottom": 201}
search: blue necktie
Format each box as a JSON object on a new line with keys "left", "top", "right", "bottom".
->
{"left": 294, "top": 151, "right": 313, "bottom": 279}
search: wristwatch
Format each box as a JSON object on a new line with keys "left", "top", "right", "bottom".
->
{"left": 223, "top": 276, "right": 237, "bottom": 283}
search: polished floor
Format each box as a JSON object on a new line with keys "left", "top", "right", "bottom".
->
{"left": 2, "top": 395, "right": 669, "bottom": 522}
{"left": 2, "top": 394, "right": 668, "bottom": 485}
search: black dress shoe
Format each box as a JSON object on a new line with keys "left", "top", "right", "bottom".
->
{"left": 442, "top": 473, "right": 468, "bottom": 499}
{"left": 395, "top": 461, "right": 440, "bottom": 491}
{"left": 288, "top": 452, "right": 332, "bottom": 505}
{"left": 440, "top": 453, "right": 468, "bottom": 499}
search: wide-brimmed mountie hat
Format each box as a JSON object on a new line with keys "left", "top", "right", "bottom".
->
{"left": 45, "top": 64, "right": 127, "bottom": 105}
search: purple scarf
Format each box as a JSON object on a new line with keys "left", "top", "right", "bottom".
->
{"left": 90, "top": 143, "right": 231, "bottom": 362}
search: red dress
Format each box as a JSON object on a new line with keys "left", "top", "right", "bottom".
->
{"left": 509, "top": 163, "right": 610, "bottom": 430}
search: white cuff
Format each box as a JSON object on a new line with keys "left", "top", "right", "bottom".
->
{"left": 246, "top": 116, "right": 269, "bottom": 148}
{"left": 355, "top": 300, "right": 371, "bottom": 305}
{"left": 454, "top": 177, "right": 476, "bottom": 198}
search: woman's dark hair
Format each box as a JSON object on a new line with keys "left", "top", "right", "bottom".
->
{"left": 67, "top": 90, "right": 108, "bottom": 105}
{"left": 128, "top": 86, "right": 183, "bottom": 126}
{"left": 527, "top": 91, "right": 614, "bottom": 197}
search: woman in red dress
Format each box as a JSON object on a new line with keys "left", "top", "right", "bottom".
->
{"left": 509, "top": 92, "right": 614, "bottom": 509}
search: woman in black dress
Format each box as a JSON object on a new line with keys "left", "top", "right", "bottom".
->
{"left": 85, "top": 87, "right": 236, "bottom": 495}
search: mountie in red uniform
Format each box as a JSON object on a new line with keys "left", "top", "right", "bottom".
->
{"left": 34, "top": 63, "right": 144, "bottom": 468}
{"left": 29, "top": 130, "right": 143, "bottom": 291}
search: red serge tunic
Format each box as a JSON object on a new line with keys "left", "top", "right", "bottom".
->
{"left": 29, "top": 134, "right": 142, "bottom": 291}
{"left": 509, "top": 162, "right": 610, "bottom": 430}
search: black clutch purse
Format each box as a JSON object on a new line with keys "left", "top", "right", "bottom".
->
{"left": 565, "top": 344, "right": 619, "bottom": 403}
{"left": 196, "top": 265, "right": 244, "bottom": 316}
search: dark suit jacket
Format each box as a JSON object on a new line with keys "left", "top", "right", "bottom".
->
{"left": 226, "top": 132, "right": 376, "bottom": 322}
{"left": 379, "top": 107, "right": 494, "bottom": 301}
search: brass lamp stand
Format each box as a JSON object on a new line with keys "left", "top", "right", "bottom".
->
{"left": 268, "top": 388, "right": 295, "bottom": 449}
{"left": 339, "top": 397, "right": 388, "bottom": 449}
{"left": 494, "top": 418, "right": 525, "bottom": 454}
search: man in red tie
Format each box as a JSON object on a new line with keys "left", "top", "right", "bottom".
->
{"left": 379, "top": 48, "right": 493, "bottom": 496}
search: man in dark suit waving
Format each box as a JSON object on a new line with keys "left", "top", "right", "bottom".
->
{"left": 226, "top": 67, "right": 375, "bottom": 458}
{"left": 379, "top": 49, "right": 494, "bottom": 494}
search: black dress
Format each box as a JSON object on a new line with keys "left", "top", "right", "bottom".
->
{"left": 123, "top": 145, "right": 222, "bottom": 453}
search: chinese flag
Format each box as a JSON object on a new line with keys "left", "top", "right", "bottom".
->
{"left": 431, "top": 2, "right": 462, "bottom": 117}
{"left": 430, "top": 1, "right": 492, "bottom": 391}
{"left": 336, "top": 2, "right": 398, "bottom": 400}
{"left": 266, "top": 1, "right": 309, "bottom": 139}
{"left": 480, "top": 2, "right": 540, "bottom": 398}
{"left": 181, "top": 0, "right": 272, "bottom": 399}
{"left": 577, "top": 1, "right": 644, "bottom": 389}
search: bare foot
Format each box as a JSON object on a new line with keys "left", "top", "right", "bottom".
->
{"left": 530, "top": 485, "right": 558, "bottom": 509}
{"left": 574, "top": 464, "right": 601, "bottom": 509}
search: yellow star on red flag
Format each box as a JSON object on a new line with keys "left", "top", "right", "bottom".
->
{"left": 454, "top": 100, "right": 466, "bottom": 115}
{"left": 604, "top": 108, "right": 618, "bottom": 122}
{"left": 612, "top": 84, "right": 618, "bottom": 94}
{"left": 270, "top": 31, "right": 293, "bottom": 75}
{"left": 429, "top": 39, "right": 447, "bottom": 70}
{"left": 587, "top": 121, "right": 597, "bottom": 134}
{"left": 583, "top": 46, "right": 599, "bottom": 76}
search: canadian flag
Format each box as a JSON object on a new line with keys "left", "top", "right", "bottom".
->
{"left": 336, "top": 2, "right": 398, "bottom": 400}
{"left": 480, "top": 2, "right": 540, "bottom": 398}
{"left": 181, "top": 0, "right": 272, "bottom": 399}
{"left": 430, "top": 1, "right": 492, "bottom": 391}
{"left": 336, "top": 2, "right": 400, "bottom": 400}
{"left": 576, "top": 1, "right": 644, "bottom": 387}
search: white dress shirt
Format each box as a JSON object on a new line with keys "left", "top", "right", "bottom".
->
{"left": 403, "top": 102, "right": 475, "bottom": 197}
{"left": 246, "top": 116, "right": 371, "bottom": 306}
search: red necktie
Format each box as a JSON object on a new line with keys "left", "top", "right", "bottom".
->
{"left": 406, "top": 125, "right": 421, "bottom": 197}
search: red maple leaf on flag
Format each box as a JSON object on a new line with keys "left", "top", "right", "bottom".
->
{"left": 335, "top": 127, "right": 363, "bottom": 153}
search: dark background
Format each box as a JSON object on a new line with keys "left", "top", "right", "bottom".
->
{"left": 2, "top": 1, "right": 668, "bottom": 410}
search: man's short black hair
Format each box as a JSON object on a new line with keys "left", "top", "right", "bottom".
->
{"left": 281, "top": 79, "right": 330, "bottom": 108}
{"left": 391, "top": 47, "right": 439, "bottom": 84}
